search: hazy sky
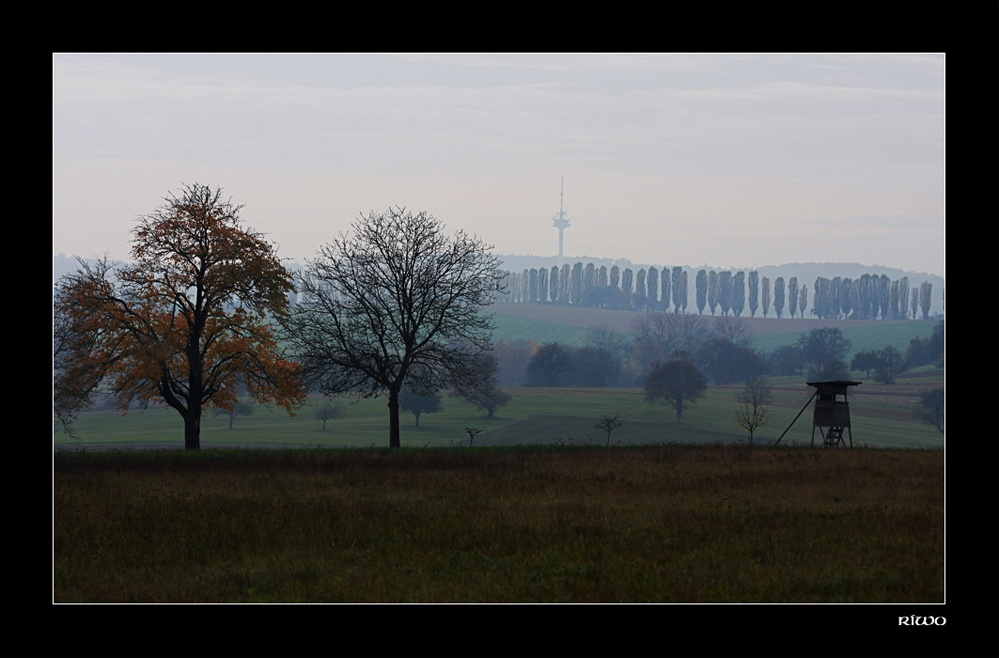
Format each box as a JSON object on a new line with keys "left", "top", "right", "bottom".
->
{"left": 53, "top": 53, "right": 945, "bottom": 277}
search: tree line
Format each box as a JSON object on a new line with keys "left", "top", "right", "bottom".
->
{"left": 491, "top": 315, "right": 943, "bottom": 391}
{"left": 493, "top": 263, "right": 936, "bottom": 320}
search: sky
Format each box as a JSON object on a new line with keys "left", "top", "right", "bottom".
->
{"left": 53, "top": 53, "right": 945, "bottom": 277}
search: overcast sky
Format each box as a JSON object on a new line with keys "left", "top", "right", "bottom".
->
{"left": 53, "top": 53, "right": 945, "bottom": 277}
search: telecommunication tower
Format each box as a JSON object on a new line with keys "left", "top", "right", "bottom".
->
{"left": 552, "top": 177, "right": 570, "bottom": 268}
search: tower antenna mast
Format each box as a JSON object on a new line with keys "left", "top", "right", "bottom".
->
{"left": 552, "top": 176, "right": 570, "bottom": 268}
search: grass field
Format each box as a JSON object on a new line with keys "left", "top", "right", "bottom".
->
{"left": 55, "top": 366, "right": 943, "bottom": 451}
{"left": 490, "top": 303, "right": 940, "bottom": 361}
{"left": 54, "top": 445, "right": 943, "bottom": 603}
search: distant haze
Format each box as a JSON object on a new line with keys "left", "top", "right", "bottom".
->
{"left": 54, "top": 54, "right": 944, "bottom": 277}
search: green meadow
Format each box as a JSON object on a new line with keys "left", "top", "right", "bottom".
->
{"left": 55, "top": 366, "right": 943, "bottom": 451}
{"left": 749, "top": 319, "right": 939, "bottom": 361}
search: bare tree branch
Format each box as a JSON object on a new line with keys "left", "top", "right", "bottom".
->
{"left": 282, "top": 207, "right": 504, "bottom": 448}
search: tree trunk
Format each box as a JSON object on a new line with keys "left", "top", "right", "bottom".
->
{"left": 388, "top": 389, "right": 401, "bottom": 448}
{"left": 185, "top": 335, "right": 204, "bottom": 450}
{"left": 185, "top": 412, "right": 201, "bottom": 450}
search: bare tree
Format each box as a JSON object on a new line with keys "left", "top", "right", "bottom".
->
{"left": 282, "top": 207, "right": 503, "bottom": 448}
{"left": 587, "top": 324, "right": 629, "bottom": 361}
{"left": 735, "top": 404, "right": 769, "bottom": 445}
{"left": 450, "top": 353, "right": 511, "bottom": 418}
{"left": 712, "top": 315, "right": 752, "bottom": 346}
{"left": 399, "top": 379, "right": 444, "bottom": 427}
{"left": 631, "top": 311, "right": 707, "bottom": 374}
{"left": 875, "top": 346, "right": 908, "bottom": 384}
{"left": 738, "top": 375, "right": 772, "bottom": 418}
{"left": 214, "top": 400, "right": 254, "bottom": 429}
{"left": 314, "top": 399, "right": 345, "bottom": 431}
{"left": 593, "top": 415, "right": 624, "bottom": 446}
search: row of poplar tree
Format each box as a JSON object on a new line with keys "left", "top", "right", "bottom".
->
{"left": 494, "top": 263, "right": 934, "bottom": 320}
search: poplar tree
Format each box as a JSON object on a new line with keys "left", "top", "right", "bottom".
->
{"left": 680, "top": 270, "right": 689, "bottom": 312}
{"left": 647, "top": 266, "right": 659, "bottom": 308}
{"left": 831, "top": 276, "right": 842, "bottom": 318}
{"left": 898, "top": 277, "right": 910, "bottom": 320}
{"left": 761, "top": 276, "right": 770, "bottom": 318}
{"left": 719, "top": 271, "right": 732, "bottom": 316}
{"left": 890, "top": 279, "right": 900, "bottom": 320}
{"left": 696, "top": 269, "right": 708, "bottom": 315}
{"left": 919, "top": 281, "right": 933, "bottom": 319}
{"left": 774, "top": 277, "right": 785, "bottom": 319}
{"left": 634, "top": 269, "right": 647, "bottom": 310}
{"left": 708, "top": 270, "right": 719, "bottom": 315}
{"left": 584, "top": 262, "right": 596, "bottom": 299}
{"left": 570, "top": 262, "right": 583, "bottom": 305}
{"left": 731, "top": 271, "right": 745, "bottom": 318}
{"left": 672, "top": 267, "right": 683, "bottom": 312}
{"left": 661, "top": 268, "right": 672, "bottom": 312}
{"left": 878, "top": 275, "right": 891, "bottom": 319}
{"left": 840, "top": 278, "right": 852, "bottom": 319}
{"left": 748, "top": 271, "right": 759, "bottom": 317}
{"left": 788, "top": 277, "right": 799, "bottom": 319}
{"left": 621, "top": 268, "right": 634, "bottom": 307}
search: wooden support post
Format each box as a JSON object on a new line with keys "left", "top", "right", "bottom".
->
{"left": 774, "top": 390, "right": 818, "bottom": 447}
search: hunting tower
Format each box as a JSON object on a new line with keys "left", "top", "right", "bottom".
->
{"left": 807, "top": 381, "right": 862, "bottom": 447}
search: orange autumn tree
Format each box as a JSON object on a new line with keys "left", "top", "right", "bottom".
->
{"left": 54, "top": 184, "right": 306, "bottom": 449}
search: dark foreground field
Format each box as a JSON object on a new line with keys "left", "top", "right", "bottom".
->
{"left": 55, "top": 445, "right": 943, "bottom": 603}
